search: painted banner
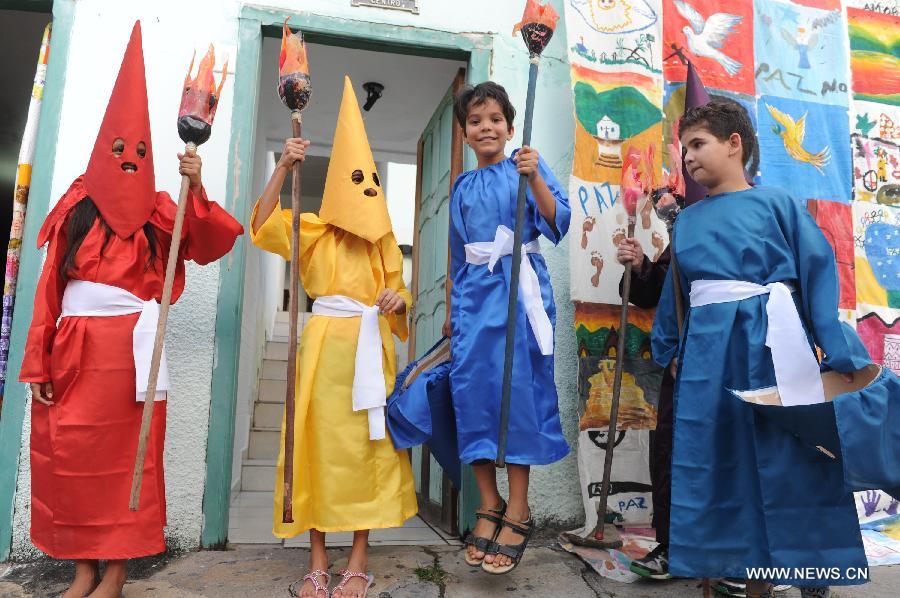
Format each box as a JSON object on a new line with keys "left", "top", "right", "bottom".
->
{"left": 564, "top": 0, "right": 668, "bottom": 530}
{"left": 0, "top": 23, "right": 51, "bottom": 409}
{"left": 563, "top": 0, "right": 900, "bottom": 550}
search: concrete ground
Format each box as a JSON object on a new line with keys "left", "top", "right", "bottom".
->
{"left": 2, "top": 538, "right": 899, "bottom": 597}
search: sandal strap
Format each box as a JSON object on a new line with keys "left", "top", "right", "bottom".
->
{"left": 288, "top": 570, "right": 330, "bottom": 596}
{"left": 492, "top": 518, "right": 535, "bottom": 564}
{"left": 463, "top": 533, "right": 495, "bottom": 552}
{"left": 336, "top": 570, "right": 369, "bottom": 590}
{"left": 474, "top": 499, "right": 506, "bottom": 525}
{"left": 500, "top": 517, "right": 534, "bottom": 537}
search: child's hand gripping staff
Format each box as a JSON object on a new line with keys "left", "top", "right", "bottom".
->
{"left": 587, "top": 149, "right": 644, "bottom": 548}
{"left": 277, "top": 18, "right": 312, "bottom": 524}
{"left": 130, "top": 42, "right": 228, "bottom": 511}
{"left": 496, "top": 0, "right": 559, "bottom": 469}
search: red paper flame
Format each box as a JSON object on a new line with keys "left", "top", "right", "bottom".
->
{"left": 178, "top": 45, "right": 228, "bottom": 126}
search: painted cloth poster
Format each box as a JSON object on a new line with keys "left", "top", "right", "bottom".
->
{"left": 0, "top": 24, "right": 50, "bottom": 409}
{"left": 565, "top": 0, "right": 667, "bottom": 531}
{"left": 563, "top": 0, "right": 900, "bottom": 564}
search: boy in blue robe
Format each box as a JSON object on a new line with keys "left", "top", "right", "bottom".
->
{"left": 446, "top": 82, "right": 570, "bottom": 574}
{"left": 652, "top": 101, "right": 875, "bottom": 598}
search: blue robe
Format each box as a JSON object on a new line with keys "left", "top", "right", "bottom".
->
{"left": 652, "top": 186, "right": 872, "bottom": 586}
{"left": 449, "top": 153, "right": 570, "bottom": 465}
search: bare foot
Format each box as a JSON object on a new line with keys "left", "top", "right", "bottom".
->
{"left": 62, "top": 560, "right": 99, "bottom": 598}
{"left": 332, "top": 562, "right": 370, "bottom": 598}
{"left": 290, "top": 555, "right": 330, "bottom": 597}
{"left": 590, "top": 252, "right": 604, "bottom": 287}
{"left": 87, "top": 560, "right": 125, "bottom": 598}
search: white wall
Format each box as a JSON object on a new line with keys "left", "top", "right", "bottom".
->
{"left": 13, "top": 0, "right": 581, "bottom": 555}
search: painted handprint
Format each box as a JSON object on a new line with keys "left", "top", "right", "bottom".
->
{"left": 582, "top": 216, "right": 596, "bottom": 249}
{"left": 888, "top": 499, "right": 899, "bottom": 515}
{"left": 862, "top": 490, "right": 882, "bottom": 517}
{"left": 590, "top": 251, "right": 604, "bottom": 287}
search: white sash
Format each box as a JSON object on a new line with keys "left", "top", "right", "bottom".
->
{"left": 311, "top": 295, "right": 386, "bottom": 440}
{"left": 60, "top": 280, "right": 168, "bottom": 402}
{"left": 690, "top": 279, "right": 825, "bottom": 406}
{"left": 464, "top": 225, "right": 553, "bottom": 355}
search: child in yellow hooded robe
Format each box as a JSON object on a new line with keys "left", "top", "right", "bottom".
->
{"left": 250, "top": 76, "right": 417, "bottom": 598}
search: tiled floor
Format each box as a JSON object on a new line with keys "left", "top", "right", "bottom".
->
{"left": 228, "top": 491, "right": 460, "bottom": 547}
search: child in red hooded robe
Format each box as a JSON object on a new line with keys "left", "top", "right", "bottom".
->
{"left": 19, "top": 22, "right": 243, "bottom": 598}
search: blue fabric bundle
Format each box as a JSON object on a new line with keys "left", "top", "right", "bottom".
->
{"left": 736, "top": 364, "right": 900, "bottom": 501}
{"left": 387, "top": 338, "right": 461, "bottom": 487}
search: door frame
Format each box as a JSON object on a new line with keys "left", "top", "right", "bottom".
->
{"left": 408, "top": 68, "right": 465, "bottom": 535}
{"left": 0, "top": 0, "right": 74, "bottom": 560}
{"left": 201, "top": 5, "right": 492, "bottom": 548}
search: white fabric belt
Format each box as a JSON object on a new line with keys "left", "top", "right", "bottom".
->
{"left": 60, "top": 280, "right": 168, "bottom": 402}
{"left": 464, "top": 225, "right": 553, "bottom": 355}
{"left": 311, "top": 295, "right": 386, "bottom": 440}
{"left": 689, "top": 279, "right": 825, "bottom": 406}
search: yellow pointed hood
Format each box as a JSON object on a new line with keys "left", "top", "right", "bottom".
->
{"left": 319, "top": 76, "right": 392, "bottom": 243}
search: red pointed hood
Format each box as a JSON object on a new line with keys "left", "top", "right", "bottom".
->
{"left": 84, "top": 21, "right": 156, "bottom": 239}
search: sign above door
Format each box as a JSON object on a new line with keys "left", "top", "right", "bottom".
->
{"left": 351, "top": 0, "right": 419, "bottom": 14}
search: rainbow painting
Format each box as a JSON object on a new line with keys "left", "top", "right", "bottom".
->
{"left": 848, "top": 8, "right": 900, "bottom": 106}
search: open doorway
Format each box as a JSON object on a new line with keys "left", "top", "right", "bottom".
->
{"left": 228, "top": 34, "right": 466, "bottom": 547}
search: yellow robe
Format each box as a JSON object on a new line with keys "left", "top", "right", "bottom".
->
{"left": 251, "top": 201, "right": 417, "bottom": 536}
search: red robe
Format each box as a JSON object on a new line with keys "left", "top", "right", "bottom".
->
{"left": 20, "top": 177, "right": 243, "bottom": 559}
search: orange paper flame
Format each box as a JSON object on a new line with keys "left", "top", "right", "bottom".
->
{"left": 513, "top": 0, "right": 560, "bottom": 34}
{"left": 280, "top": 18, "right": 309, "bottom": 78}
{"left": 177, "top": 44, "right": 228, "bottom": 145}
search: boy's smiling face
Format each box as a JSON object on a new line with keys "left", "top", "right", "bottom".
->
{"left": 679, "top": 124, "right": 743, "bottom": 190}
{"left": 464, "top": 98, "right": 514, "bottom": 162}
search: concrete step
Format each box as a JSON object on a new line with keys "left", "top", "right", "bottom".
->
{"left": 257, "top": 378, "right": 287, "bottom": 403}
{"left": 253, "top": 402, "right": 283, "bottom": 429}
{"left": 241, "top": 459, "right": 277, "bottom": 492}
{"left": 261, "top": 359, "right": 287, "bottom": 381}
{"left": 271, "top": 313, "right": 312, "bottom": 342}
{"left": 264, "top": 341, "right": 288, "bottom": 361}
{"left": 248, "top": 427, "right": 281, "bottom": 460}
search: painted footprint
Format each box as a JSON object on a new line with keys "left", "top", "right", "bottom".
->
{"left": 611, "top": 227, "right": 627, "bottom": 249}
{"left": 651, "top": 231, "right": 665, "bottom": 261}
{"left": 640, "top": 194, "right": 653, "bottom": 230}
{"left": 581, "top": 216, "right": 596, "bottom": 249}
{"left": 590, "top": 251, "right": 604, "bottom": 287}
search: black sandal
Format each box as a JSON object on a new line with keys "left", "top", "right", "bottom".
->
{"left": 481, "top": 514, "right": 535, "bottom": 574}
{"left": 463, "top": 499, "right": 506, "bottom": 566}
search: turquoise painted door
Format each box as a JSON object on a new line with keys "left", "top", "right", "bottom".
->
{"left": 409, "top": 70, "right": 464, "bottom": 534}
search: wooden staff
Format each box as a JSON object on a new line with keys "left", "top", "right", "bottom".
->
{"left": 129, "top": 142, "right": 195, "bottom": 511}
{"left": 277, "top": 19, "right": 312, "bottom": 523}
{"left": 282, "top": 112, "right": 304, "bottom": 523}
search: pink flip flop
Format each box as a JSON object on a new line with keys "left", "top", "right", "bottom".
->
{"left": 288, "top": 569, "right": 331, "bottom": 597}
{"left": 331, "top": 569, "right": 374, "bottom": 598}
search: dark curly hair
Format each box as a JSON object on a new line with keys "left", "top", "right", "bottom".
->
{"left": 680, "top": 98, "right": 759, "bottom": 178}
{"left": 453, "top": 81, "right": 516, "bottom": 131}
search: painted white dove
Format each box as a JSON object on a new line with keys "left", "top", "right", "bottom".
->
{"left": 674, "top": 0, "right": 744, "bottom": 76}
